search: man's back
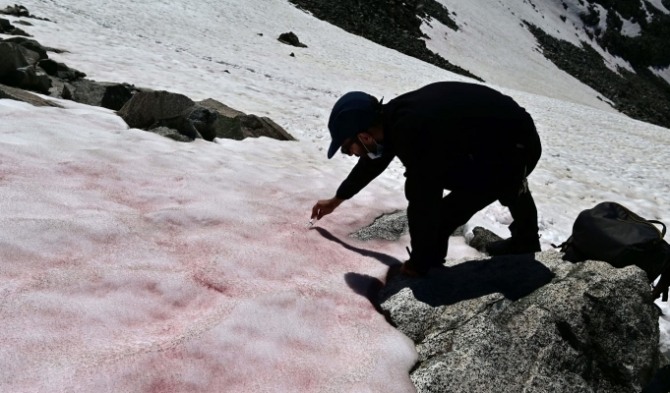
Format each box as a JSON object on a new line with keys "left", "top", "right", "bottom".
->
{"left": 381, "top": 81, "right": 539, "bottom": 191}
{"left": 383, "top": 82, "right": 527, "bottom": 123}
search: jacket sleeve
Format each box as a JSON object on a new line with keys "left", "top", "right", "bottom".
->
{"left": 335, "top": 153, "right": 395, "bottom": 200}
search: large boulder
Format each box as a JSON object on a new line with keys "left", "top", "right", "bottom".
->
{"left": 62, "top": 79, "right": 136, "bottom": 110}
{"left": 117, "top": 90, "right": 196, "bottom": 130}
{"left": 196, "top": 98, "right": 246, "bottom": 140}
{"left": 10, "top": 66, "right": 51, "bottom": 93}
{"left": 0, "top": 38, "right": 126, "bottom": 106}
{"left": 0, "top": 41, "right": 29, "bottom": 76}
{"left": 2, "top": 32, "right": 294, "bottom": 143}
{"left": 197, "top": 98, "right": 295, "bottom": 141}
{"left": 197, "top": 97, "right": 246, "bottom": 118}
{"left": 0, "top": 41, "right": 50, "bottom": 93}
{"left": 0, "top": 18, "right": 12, "bottom": 33}
{"left": 117, "top": 91, "right": 295, "bottom": 142}
{"left": 237, "top": 114, "right": 295, "bottom": 141}
{"left": 379, "top": 251, "right": 662, "bottom": 392}
{"left": 3, "top": 37, "right": 49, "bottom": 61}
{"left": 149, "top": 105, "right": 212, "bottom": 140}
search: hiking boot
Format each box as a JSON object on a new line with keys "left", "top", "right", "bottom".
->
{"left": 399, "top": 258, "right": 446, "bottom": 277}
{"left": 486, "top": 236, "right": 540, "bottom": 256}
{"left": 399, "top": 262, "right": 424, "bottom": 277}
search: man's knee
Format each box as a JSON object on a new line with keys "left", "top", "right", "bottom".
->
{"left": 498, "top": 178, "right": 530, "bottom": 207}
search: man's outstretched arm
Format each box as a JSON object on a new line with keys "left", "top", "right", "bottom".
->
{"left": 311, "top": 153, "right": 394, "bottom": 221}
{"left": 335, "top": 153, "right": 394, "bottom": 200}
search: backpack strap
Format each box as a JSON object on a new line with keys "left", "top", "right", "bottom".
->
{"left": 652, "top": 273, "right": 670, "bottom": 302}
{"left": 619, "top": 203, "right": 666, "bottom": 238}
{"left": 554, "top": 235, "right": 588, "bottom": 263}
{"left": 648, "top": 220, "right": 667, "bottom": 238}
{"left": 652, "top": 243, "right": 670, "bottom": 302}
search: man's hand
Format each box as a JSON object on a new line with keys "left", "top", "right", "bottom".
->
{"left": 311, "top": 197, "right": 344, "bottom": 221}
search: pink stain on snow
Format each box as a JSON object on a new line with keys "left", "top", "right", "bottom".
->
{"left": 0, "top": 103, "right": 417, "bottom": 392}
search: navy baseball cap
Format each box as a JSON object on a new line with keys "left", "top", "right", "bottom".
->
{"left": 327, "top": 91, "right": 381, "bottom": 159}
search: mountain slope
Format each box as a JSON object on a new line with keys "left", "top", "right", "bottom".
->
{"left": 1, "top": 1, "right": 670, "bottom": 392}
{"left": 522, "top": 0, "right": 670, "bottom": 128}
{"left": 287, "top": 0, "right": 670, "bottom": 128}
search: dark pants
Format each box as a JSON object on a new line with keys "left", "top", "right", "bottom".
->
{"left": 434, "top": 179, "right": 540, "bottom": 262}
{"left": 433, "top": 114, "right": 541, "bottom": 267}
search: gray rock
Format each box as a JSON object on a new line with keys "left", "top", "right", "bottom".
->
{"left": 238, "top": 114, "right": 295, "bottom": 141}
{"left": 15, "top": 46, "right": 42, "bottom": 67}
{"left": 468, "top": 225, "right": 504, "bottom": 253}
{"left": 148, "top": 126, "right": 195, "bottom": 142}
{"left": 0, "top": 17, "right": 11, "bottom": 32}
{"left": 117, "top": 89, "right": 196, "bottom": 130}
{"left": 9, "top": 26, "right": 29, "bottom": 36}
{"left": 350, "top": 210, "right": 408, "bottom": 241}
{"left": 3, "top": 37, "right": 49, "bottom": 61}
{"left": 38, "top": 59, "right": 86, "bottom": 81}
{"left": 196, "top": 98, "right": 296, "bottom": 141}
{"left": 179, "top": 105, "right": 218, "bottom": 140}
{"left": 196, "top": 98, "right": 245, "bottom": 140}
{"left": 197, "top": 98, "right": 246, "bottom": 118}
{"left": 350, "top": 209, "right": 464, "bottom": 241}
{"left": 0, "top": 82, "right": 61, "bottom": 107}
{"left": 9, "top": 66, "right": 51, "bottom": 94}
{"left": 278, "top": 31, "right": 307, "bottom": 48}
{"left": 0, "top": 41, "right": 29, "bottom": 76}
{"left": 63, "top": 79, "right": 135, "bottom": 110}
{"left": 117, "top": 91, "right": 295, "bottom": 142}
{"left": 149, "top": 109, "right": 206, "bottom": 141}
{"left": 99, "top": 83, "right": 136, "bottom": 110}
{"left": 1, "top": 35, "right": 294, "bottom": 143}
{"left": 0, "top": 17, "right": 30, "bottom": 36}
{"left": 380, "top": 251, "right": 661, "bottom": 392}
{"left": 0, "top": 41, "right": 50, "bottom": 93}
{"left": 0, "top": 4, "right": 50, "bottom": 21}
{"left": 4, "top": 36, "right": 66, "bottom": 55}
{"left": 0, "top": 5, "right": 30, "bottom": 17}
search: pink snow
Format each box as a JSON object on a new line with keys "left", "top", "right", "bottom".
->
{"left": 0, "top": 100, "right": 417, "bottom": 392}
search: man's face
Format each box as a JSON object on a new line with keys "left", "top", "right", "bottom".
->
{"left": 340, "top": 137, "right": 365, "bottom": 157}
{"left": 340, "top": 133, "right": 374, "bottom": 158}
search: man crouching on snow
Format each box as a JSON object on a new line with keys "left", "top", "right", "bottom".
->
{"left": 311, "top": 81, "right": 543, "bottom": 277}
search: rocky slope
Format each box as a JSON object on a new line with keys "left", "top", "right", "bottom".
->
{"left": 380, "top": 251, "right": 664, "bottom": 392}
{"left": 287, "top": 0, "right": 670, "bottom": 129}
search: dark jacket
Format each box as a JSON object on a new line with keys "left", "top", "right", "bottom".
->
{"left": 335, "top": 82, "right": 542, "bottom": 263}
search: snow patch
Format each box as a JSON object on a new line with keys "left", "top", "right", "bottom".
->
{"left": 645, "top": 0, "right": 670, "bottom": 14}
{"left": 620, "top": 14, "right": 642, "bottom": 37}
{"left": 650, "top": 65, "right": 670, "bottom": 85}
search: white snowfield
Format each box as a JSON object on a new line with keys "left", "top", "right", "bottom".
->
{"left": 0, "top": 0, "right": 669, "bottom": 392}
